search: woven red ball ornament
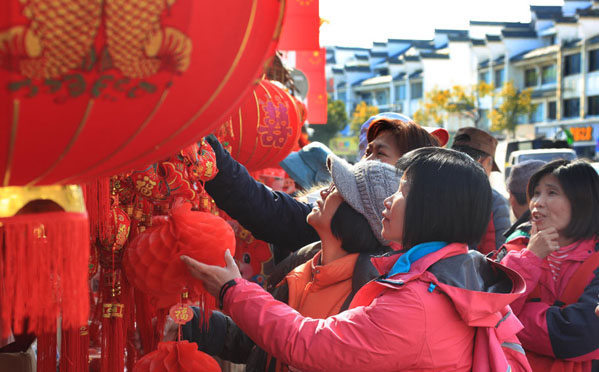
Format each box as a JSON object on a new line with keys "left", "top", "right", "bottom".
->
{"left": 123, "top": 204, "right": 235, "bottom": 308}
{"left": 133, "top": 341, "right": 221, "bottom": 372}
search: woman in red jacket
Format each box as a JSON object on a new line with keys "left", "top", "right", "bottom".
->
{"left": 182, "top": 147, "right": 531, "bottom": 372}
{"left": 500, "top": 159, "right": 599, "bottom": 372}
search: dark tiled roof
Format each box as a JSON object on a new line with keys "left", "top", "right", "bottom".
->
{"left": 436, "top": 42, "right": 449, "bottom": 50}
{"left": 536, "top": 12, "right": 558, "bottom": 20}
{"left": 351, "top": 78, "right": 368, "bottom": 87}
{"left": 332, "top": 67, "right": 344, "bottom": 74}
{"left": 345, "top": 65, "right": 371, "bottom": 72}
{"left": 554, "top": 15, "right": 578, "bottom": 23}
{"left": 510, "top": 44, "right": 559, "bottom": 62}
{"left": 394, "top": 72, "right": 406, "bottom": 80}
{"left": 486, "top": 34, "right": 502, "bottom": 42}
{"left": 470, "top": 21, "right": 530, "bottom": 28}
{"left": 370, "top": 51, "right": 388, "bottom": 58}
{"left": 501, "top": 29, "right": 537, "bottom": 38}
{"left": 589, "top": 35, "right": 599, "bottom": 45}
{"left": 355, "top": 54, "right": 369, "bottom": 61}
{"left": 404, "top": 55, "right": 421, "bottom": 62}
{"left": 471, "top": 38, "right": 486, "bottom": 46}
{"left": 388, "top": 57, "right": 404, "bottom": 65}
{"left": 435, "top": 29, "right": 469, "bottom": 35}
{"left": 420, "top": 52, "right": 450, "bottom": 59}
{"left": 409, "top": 70, "right": 423, "bottom": 78}
{"left": 563, "top": 38, "right": 582, "bottom": 49}
{"left": 388, "top": 38, "right": 419, "bottom": 43}
{"left": 471, "top": 20, "right": 506, "bottom": 26}
{"left": 334, "top": 46, "right": 371, "bottom": 51}
{"left": 326, "top": 56, "right": 336, "bottom": 63}
{"left": 373, "top": 42, "right": 387, "bottom": 46}
{"left": 530, "top": 5, "right": 562, "bottom": 13}
{"left": 577, "top": 8, "right": 599, "bottom": 17}
{"left": 495, "top": 55, "right": 505, "bottom": 64}
{"left": 448, "top": 34, "right": 470, "bottom": 42}
{"left": 336, "top": 82, "right": 346, "bottom": 88}
{"left": 479, "top": 60, "right": 490, "bottom": 68}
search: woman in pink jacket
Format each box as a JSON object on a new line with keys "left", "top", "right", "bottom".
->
{"left": 182, "top": 147, "right": 531, "bottom": 372}
{"left": 500, "top": 159, "right": 599, "bottom": 372}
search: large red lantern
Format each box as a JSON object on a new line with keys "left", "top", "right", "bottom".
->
{"left": 218, "top": 79, "right": 301, "bottom": 171}
{"left": 0, "top": 0, "right": 284, "bottom": 186}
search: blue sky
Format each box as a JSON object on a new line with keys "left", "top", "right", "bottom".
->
{"left": 320, "top": 0, "right": 564, "bottom": 48}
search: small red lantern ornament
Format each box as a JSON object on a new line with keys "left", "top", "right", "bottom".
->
{"left": 123, "top": 204, "right": 235, "bottom": 308}
{"left": 133, "top": 341, "right": 221, "bottom": 372}
{"left": 0, "top": 0, "right": 284, "bottom": 186}
{"left": 218, "top": 79, "right": 302, "bottom": 172}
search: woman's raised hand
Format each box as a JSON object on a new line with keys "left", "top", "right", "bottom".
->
{"left": 181, "top": 249, "right": 241, "bottom": 298}
{"left": 526, "top": 222, "right": 560, "bottom": 259}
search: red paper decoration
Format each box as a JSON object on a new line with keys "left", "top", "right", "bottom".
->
{"left": 123, "top": 204, "right": 235, "bottom": 308}
{"left": 0, "top": 0, "right": 284, "bottom": 186}
{"left": 218, "top": 79, "right": 302, "bottom": 172}
{"left": 133, "top": 341, "right": 221, "bottom": 372}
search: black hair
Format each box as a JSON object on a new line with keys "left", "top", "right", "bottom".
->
{"left": 450, "top": 144, "right": 490, "bottom": 162}
{"left": 330, "top": 202, "right": 387, "bottom": 254}
{"left": 512, "top": 192, "right": 528, "bottom": 206}
{"left": 395, "top": 147, "right": 492, "bottom": 250}
{"left": 527, "top": 159, "right": 599, "bottom": 240}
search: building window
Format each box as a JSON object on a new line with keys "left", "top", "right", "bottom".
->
{"left": 494, "top": 68, "right": 505, "bottom": 87}
{"left": 410, "top": 82, "right": 423, "bottom": 99}
{"left": 338, "top": 90, "right": 347, "bottom": 102}
{"left": 589, "top": 50, "right": 599, "bottom": 72}
{"left": 563, "top": 98, "right": 580, "bottom": 118}
{"left": 524, "top": 68, "right": 538, "bottom": 87}
{"left": 360, "top": 92, "right": 373, "bottom": 105}
{"left": 376, "top": 90, "right": 388, "bottom": 105}
{"left": 379, "top": 68, "right": 389, "bottom": 75}
{"left": 548, "top": 101, "right": 557, "bottom": 120}
{"left": 564, "top": 53, "right": 581, "bottom": 76}
{"left": 531, "top": 102, "right": 544, "bottom": 123}
{"left": 542, "top": 65, "right": 556, "bottom": 84}
{"left": 588, "top": 95, "right": 599, "bottom": 116}
{"left": 395, "top": 84, "right": 406, "bottom": 101}
{"left": 479, "top": 70, "right": 490, "bottom": 84}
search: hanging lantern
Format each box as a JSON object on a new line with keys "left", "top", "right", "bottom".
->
{"left": 0, "top": 0, "right": 284, "bottom": 186}
{"left": 123, "top": 204, "right": 235, "bottom": 309}
{"left": 217, "top": 79, "right": 302, "bottom": 172}
{"left": 133, "top": 341, "right": 221, "bottom": 372}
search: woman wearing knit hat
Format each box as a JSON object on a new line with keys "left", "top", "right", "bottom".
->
{"left": 178, "top": 155, "right": 401, "bottom": 371}
{"left": 203, "top": 116, "right": 444, "bottom": 258}
{"left": 182, "top": 147, "right": 531, "bottom": 372}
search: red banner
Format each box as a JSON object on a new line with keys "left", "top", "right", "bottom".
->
{"left": 296, "top": 49, "right": 327, "bottom": 124}
{"left": 278, "top": 0, "right": 320, "bottom": 51}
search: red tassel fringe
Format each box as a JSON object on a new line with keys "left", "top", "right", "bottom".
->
{"left": 60, "top": 327, "right": 89, "bottom": 372}
{"left": 37, "top": 332, "right": 57, "bottom": 372}
{"left": 83, "top": 178, "right": 112, "bottom": 243}
{"left": 0, "top": 212, "right": 90, "bottom": 338}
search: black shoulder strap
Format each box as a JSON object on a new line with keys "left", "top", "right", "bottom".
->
{"left": 340, "top": 253, "right": 380, "bottom": 311}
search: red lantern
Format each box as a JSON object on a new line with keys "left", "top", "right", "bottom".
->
{"left": 218, "top": 79, "right": 302, "bottom": 171}
{"left": 123, "top": 204, "right": 235, "bottom": 308}
{"left": 133, "top": 341, "right": 221, "bottom": 372}
{"left": 0, "top": 0, "right": 284, "bottom": 186}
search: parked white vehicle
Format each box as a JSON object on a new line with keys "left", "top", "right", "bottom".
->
{"left": 505, "top": 149, "right": 577, "bottom": 179}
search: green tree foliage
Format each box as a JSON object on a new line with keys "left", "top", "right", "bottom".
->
{"left": 489, "top": 81, "right": 536, "bottom": 137}
{"left": 413, "top": 82, "right": 493, "bottom": 127}
{"left": 310, "top": 98, "right": 348, "bottom": 145}
{"left": 350, "top": 101, "right": 379, "bottom": 134}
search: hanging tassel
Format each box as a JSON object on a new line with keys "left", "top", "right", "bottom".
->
{"left": 37, "top": 332, "right": 57, "bottom": 372}
{"left": 99, "top": 269, "right": 126, "bottom": 372}
{"left": 83, "top": 178, "right": 112, "bottom": 244}
{"left": 59, "top": 326, "right": 89, "bottom": 372}
{"left": 0, "top": 211, "right": 90, "bottom": 338}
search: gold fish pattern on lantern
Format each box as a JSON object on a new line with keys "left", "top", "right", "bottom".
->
{"left": 0, "top": 0, "right": 192, "bottom": 80}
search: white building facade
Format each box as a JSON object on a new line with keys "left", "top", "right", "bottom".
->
{"left": 325, "top": 0, "right": 599, "bottom": 158}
